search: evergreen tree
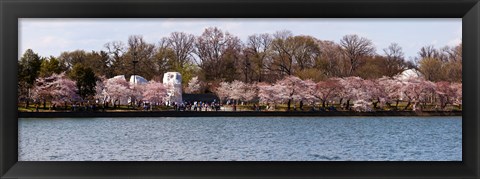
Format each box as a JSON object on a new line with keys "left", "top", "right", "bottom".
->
{"left": 39, "top": 56, "right": 64, "bottom": 77}
{"left": 69, "top": 64, "right": 97, "bottom": 100}
{"left": 18, "top": 49, "right": 42, "bottom": 106}
{"left": 18, "top": 49, "right": 42, "bottom": 87}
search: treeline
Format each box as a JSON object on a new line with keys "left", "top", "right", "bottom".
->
{"left": 213, "top": 76, "right": 462, "bottom": 112}
{"left": 18, "top": 27, "right": 462, "bottom": 102}
{"left": 26, "top": 72, "right": 462, "bottom": 112}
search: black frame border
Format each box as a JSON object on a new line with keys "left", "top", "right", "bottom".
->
{"left": 1, "top": 0, "right": 479, "bottom": 178}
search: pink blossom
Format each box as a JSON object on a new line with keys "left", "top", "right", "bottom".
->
{"left": 274, "top": 76, "right": 310, "bottom": 103}
{"left": 143, "top": 80, "right": 167, "bottom": 104}
{"left": 435, "top": 81, "right": 458, "bottom": 109}
{"left": 185, "top": 76, "right": 203, "bottom": 94}
{"left": 214, "top": 80, "right": 258, "bottom": 103}
{"left": 401, "top": 77, "right": 435, "bottom": 111}
{"left": 32, "top": 73, "right": 78, "bottom": 106}
{"left": 214, "top": 81, "right": 231, "bottom": 103}
{"left": 309, "top": 78, "right": 343, "bottom": 107}
{"left": 104, "top": 76, "right": 130, "bottom": 105}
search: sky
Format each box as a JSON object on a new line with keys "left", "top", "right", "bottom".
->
{"left": 19, "top": 18, "right": 461, "bottom": 60}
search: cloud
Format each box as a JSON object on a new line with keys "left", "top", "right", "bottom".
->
{"left": 448, "top": 37, "right": 462, "bottom": 46}
{"left": 19, "top": 18, "right": 461, "bottom": 59}
{"left": 448, "top": 26, "right": 462, "bottom": 46}
{"left": 20, "top": 36, "right": 72, "bottom": 57}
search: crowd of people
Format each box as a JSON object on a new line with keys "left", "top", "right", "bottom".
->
{"left": 174, "top": 101, "right": 221, "bottom": 111}
{"left": 29, "top": 98, "right": 339, "bottom": 112}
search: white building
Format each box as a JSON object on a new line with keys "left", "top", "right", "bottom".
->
{"left": 163, "top": 72, "right": 183, "bottom": 105}
{"left": 394, "top": 69, "right": 422, "bottom": 81}
{"left": 129, "top": 75, "right": 148, "bottom": 85}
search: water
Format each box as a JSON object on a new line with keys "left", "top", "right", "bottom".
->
{"left": 18, "top": 116, "right": 462, "bottom": 161}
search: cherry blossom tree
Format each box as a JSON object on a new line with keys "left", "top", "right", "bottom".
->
{"left": 130, "top": 83, "right": 146, "bottom": 106}
{"left": 451, "top": 83, "right": 462, "bottom": 108}
{"left": 214, "top": 81, "right": 231, "bottom": 103}
{"left": 104, "top": 76, "right": 130, "bottom": 108}
{"left": 336, "top": 77, "right": 386, "bottom": 112}
{"left": 362, "top": 79, "right": 389, "bottom": 110}
{"left": 257, "top": 82, "right": 279, "bottom": 110}
{"left": 257, "top": 82, "right": 274, "bottom": 104}
{"left": 339, "top": 76, "right": 388, "bottom": 111}
{"left": 32, "top": 73, "right": 78, "bottom": 109}
{"left": 242, "top": 82, "right": 258, "bottom": 102}
{"left": 51, "top": 76, "right": 78, "bottom": 106}
{"left": 435, "top": 81, "right": 457, "bottom": 109}
{"left": 339, "top": 76, "right": 364, "bottom": 110}
{"left": 213, "top": 80, "right": 258, "bottom": 104}
{"left": 32, "top": 76, "right": 54, "bottom": 108}
{"left": 185, "top": 76, "right": 203, "bottom": 94}
{"left": 312, "top": 78, "right": 343, "bottom": 108}
{"left": 228, "top": 80, "right": 246, "bottom": 102}
{"left": 377, "top": 76, "right": 404, "bottom": 110}
{"left": 274, "top": 76, "right": 309, "bottom": 111}
{"left": 143, "top": 80, "right": 167, "bottom": 106}
{"left": 95, "top": 76, "right": 108, "bottom": 106}
{"left": 303, "top": 79, "right": 319, "bottom": 106}
{"left": 401, "top": 77, "right": 435, "bottom": 111}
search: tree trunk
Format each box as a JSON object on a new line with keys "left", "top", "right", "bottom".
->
{"left": 346, "top": 99, "right": 350, "bottom": 110}
{"left": 442, "top": 97, "right": 449, "bottom": 109}
{"left": 287, "top": 99, "right": 291, "bottom": 111}
{"left": 403, "top": 101, "right": 411, "bottom": 111}
{"left": 441, "top": 102, "right": 447, "bottom": 109}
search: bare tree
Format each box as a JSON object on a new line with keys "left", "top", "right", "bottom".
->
{"left": 418, "top": 45, "right": 439, "bottom": 59}
{"left": 125, "top": 35, "right": 156, "bottom": 80}
{"left": 195, "top": 27, "right": 242, "bottom": 82}
{"left": 152, "top": 38, "right": 175, "bottom": 78}
{"left": 317, "top": 40, "right": 346, "bottom": 77}
{"left": 270, "top": 30, "right": 296, "bottom": 76}
{"left": 439, "top": 44, "right": 462, "bottom": 62}
{"left": 104, "top": 41, "right": 126, "bottom": 65}
{"left": 166, "top": 32, "right": 196, "bottom": 69}
{"left": 382, "top": 43, "right": 408, "bottom": 77}
{"left": 339, "top": 34, "right": 376, "bottom": 76}
{"left": 291, "top": 35, "right": 321, "bottom": 71}
{"left": 243, "top": 33, "right": 273, "bottom": 82}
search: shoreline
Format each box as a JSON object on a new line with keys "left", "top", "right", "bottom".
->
{"left": 18, "top": 111, "right": 462, "bottom": 118}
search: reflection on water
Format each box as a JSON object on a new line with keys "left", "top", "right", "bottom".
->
{"left": 19, "top": 116, "right": 461, "bottom": 161}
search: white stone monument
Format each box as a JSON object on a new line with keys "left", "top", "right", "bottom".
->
{"left": 129, "top": 75, "right": 148, "bottom": 85}
{"left": 128, "top": 75, "right": 148, "bottom": 105}
{"left": 163, "top": 72, "right": 183, "bottom": 105}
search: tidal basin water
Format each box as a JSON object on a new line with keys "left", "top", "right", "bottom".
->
{"left": 19, "top": 116, "right": 461, "bottom": 161}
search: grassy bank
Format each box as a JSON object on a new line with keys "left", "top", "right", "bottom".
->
{"left": 18, "top": 110, "right": 462, "bottom": 118}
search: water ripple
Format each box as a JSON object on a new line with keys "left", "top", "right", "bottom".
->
{"left": 19, "top": 116, "right": 462, "bottom": 161}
